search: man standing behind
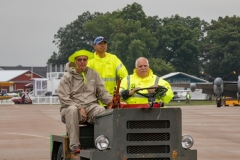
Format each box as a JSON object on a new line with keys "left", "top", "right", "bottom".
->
{"left": 88, "top": 36, "right": 128, "bottom": 97}
{"left": 120, "top": 57, "right": 173, "bottom": 105}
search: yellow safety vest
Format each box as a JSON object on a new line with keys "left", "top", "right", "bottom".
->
{"left": 120, "top": 69, "right": 173, "bottom": 104}
{"left": 88, "top": 52, "right": 128, "bottom": 95}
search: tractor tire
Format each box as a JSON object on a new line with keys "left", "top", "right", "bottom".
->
{"left": 217, "top": 100, "right": 221, "bottom": 107}
{"left": 57, "top": 144, "right": 64, "bottom": 160}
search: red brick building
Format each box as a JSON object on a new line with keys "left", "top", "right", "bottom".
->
{"left": 0, "top": 70, "right": 43, "bottom": 94}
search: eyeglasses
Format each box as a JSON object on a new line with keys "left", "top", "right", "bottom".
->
{"left": 94, "top": 37, "right": 107, "bottom": 44}
{"left": 76, "top": 58, "right": 88, "bottom": 62}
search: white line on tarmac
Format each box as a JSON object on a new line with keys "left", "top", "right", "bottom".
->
{"left": 229, "top": 150, "right": 240, "bottom": 153}
{"left": 212, "top": 115, "right": 240, "bottom": 116}
{"left": 1, "top": 132, "right": 50, "bottom": 139}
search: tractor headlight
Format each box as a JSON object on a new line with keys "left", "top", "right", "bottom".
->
{"left": 95, "top": 135, "right": 109, "bottom": 150}
{"left": 182, "top": 134, "right": 194, "bottom": 149}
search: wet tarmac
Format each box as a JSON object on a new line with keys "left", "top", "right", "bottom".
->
{"left": 0, "top": 104, "right": 239, "bottom": 160}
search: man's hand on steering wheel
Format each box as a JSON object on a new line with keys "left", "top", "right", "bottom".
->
{"left": 129, "top": 87, "right": 141, "bottom": 95}
{"left": 148, "top": 84, "right": 159, "bottom": 93}
{"left": 134, "top": 85, "right": 168, "bottom": 99}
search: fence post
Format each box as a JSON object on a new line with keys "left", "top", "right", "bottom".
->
{"left": 50, "top": 96, "right": 52, "bottom": 105}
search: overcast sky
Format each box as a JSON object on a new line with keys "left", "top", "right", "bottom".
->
{"left": 1, "top": 0, "right": 240, "bottom": 67}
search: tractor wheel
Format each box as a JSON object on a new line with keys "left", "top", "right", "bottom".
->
{"left": 217, "top": 100, "right": 221, "bottom": 107}
{"left": 57, "top": 144, "right": 64, "bottom": 160}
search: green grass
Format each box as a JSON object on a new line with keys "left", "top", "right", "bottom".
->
{"left": 166, "top": 100, "right": 216, "bottom": 106}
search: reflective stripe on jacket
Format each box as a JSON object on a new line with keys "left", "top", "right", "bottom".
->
{"left": 120, "top": 69, "right": 173, "bottom": 104}
{"left": 87, "top": 52, "right": 128, "bottom": 95}
{"left": 186, "top": 94, "right": 191, "bottom": 99}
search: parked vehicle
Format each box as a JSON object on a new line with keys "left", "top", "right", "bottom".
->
{"left": 12, "top": 92, "right": 32, "bottom": 104}
{"left": 223, "top": 97, "right": 240, "bottom": 106}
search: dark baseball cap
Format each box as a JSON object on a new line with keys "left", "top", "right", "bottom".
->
{"left": 93, "top": 36, "right": 107, "bottom": 44}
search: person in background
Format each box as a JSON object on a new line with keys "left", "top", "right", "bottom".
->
{"left": 186, "top": 92, "right": 191, "bottom": 104}
{"left": 119, "top": 57, "right": 173, "bottom": 105}
{"left": 221, "top": 95, "right": 226, "bottom": 106}
{"left": 58, "top": 50, "right": 112, "bottom": 154}
{"left": 88, "top": 36, "right": 128, "bottom": 99}
{"left": 208, "top": 94, "right": 213, "bottom": 103}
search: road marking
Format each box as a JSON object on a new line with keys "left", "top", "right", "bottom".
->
{"left": 13, "top": 104, "right": 26, "bottom": 110}
{"left": 1, "top": 132, "right": 50, "bottom": 139}
{"left": 229, "top": 150, "right": 240, "bottom": 153}
{"left": 212, "top": 115, "right": 240, "bottom": 116}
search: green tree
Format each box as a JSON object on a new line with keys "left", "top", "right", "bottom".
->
{"left": 155, "top": 15, "right": 208, "bottom": 76}
{"left": 148, "top": 58, "right": 175, "bottom": 76}
{"left": 83, "top": 3, "right": 158, "bottom": 73}
{"left": 203, "top": 16, "right": 240, "bottom": 80}
{"left": 48, "top": 11, "right": 99, "bottom": 65}
{"left": 51, "top": 3, "right": 215, "bottom": 76}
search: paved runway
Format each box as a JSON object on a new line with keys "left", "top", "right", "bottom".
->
{"left": 0, "top": 104, "right": 239, "bottom": 160}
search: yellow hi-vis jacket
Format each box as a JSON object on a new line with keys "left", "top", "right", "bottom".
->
{"left": 87, "top": 52, "right": 128, "bottom": 95}
{"left": 120, "top": 69, "right": 173, "bottom": 104}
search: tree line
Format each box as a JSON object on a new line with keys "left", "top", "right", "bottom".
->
{"left": 48, "top": 2, "right": 240, "bottom": 81}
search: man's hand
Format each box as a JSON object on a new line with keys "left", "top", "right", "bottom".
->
{"left": 79, "top": 108, "right": 87, "bottom": 122}
{"left": 148, "top": 84, "right": 159, "bottom": 93}
{"left": 129, "top": 87, "right": 141, "bottom": 95}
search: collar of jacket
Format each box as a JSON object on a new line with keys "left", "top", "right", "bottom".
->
{"left": 132, "top": 68, "right": 154, "bottom": 81}
{"left": 93, "top": 52, "right": 110, "bottom": 60}
{"left": 69, "top": 66, "right": 89, "bottom": 75}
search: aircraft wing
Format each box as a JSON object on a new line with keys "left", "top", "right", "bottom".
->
{"left": 171, "top": 82, "right": 238, "bottom": 97}
{"left": 171, "top": 83, "right": 213, "bottom": 90}
{"left": 224, "top": 82, "right": 239, "bottom": 91}
{"left": 223, "top": 82, "right": 238, "bottom": 97}
{"left": 171, "top": 83, "right": 213, "bottom": 94}
{"left": 0, "top": 81, "right": 14, "bottom": 86}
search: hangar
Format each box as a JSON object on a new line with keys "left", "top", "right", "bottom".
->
{"left": 161, "top": 72, "right": 208, "bottom": 100}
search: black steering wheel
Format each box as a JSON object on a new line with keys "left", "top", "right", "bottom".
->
{"left": 134, "top": 86, "right": 168, "bottom": 108}
{"left": 134, "top": 86, "right": 168, "bottom": 99}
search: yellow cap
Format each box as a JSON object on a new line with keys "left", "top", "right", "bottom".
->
{"left": 68, "top": 50, "right": 93, "bottom": 62}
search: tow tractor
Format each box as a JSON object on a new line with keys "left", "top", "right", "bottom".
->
{"left": 50, "top": 83, "right": 197, "bottom": 160}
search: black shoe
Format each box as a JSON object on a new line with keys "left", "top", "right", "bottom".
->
{"left": 70, "top": 146, "right": 80, "bottom": 153}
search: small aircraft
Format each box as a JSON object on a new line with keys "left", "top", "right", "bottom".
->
{"left": 170, "top": 71, "right": 240, "bottom": 107}
{"left": 0, "top": 81, "right": 14, "bottom": 100}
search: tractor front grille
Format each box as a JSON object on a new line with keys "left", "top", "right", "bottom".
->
{"left": 127, "top": 145, "right": 170, "bottom": 154}
{"left": 125, "top": 120, "right": 172, "bottom": 159}
{"left": 127, "top": 133, "right": 170, "bottom": 141}
{"left": 127, "top": 120, "right": 170, "bottom": 129}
